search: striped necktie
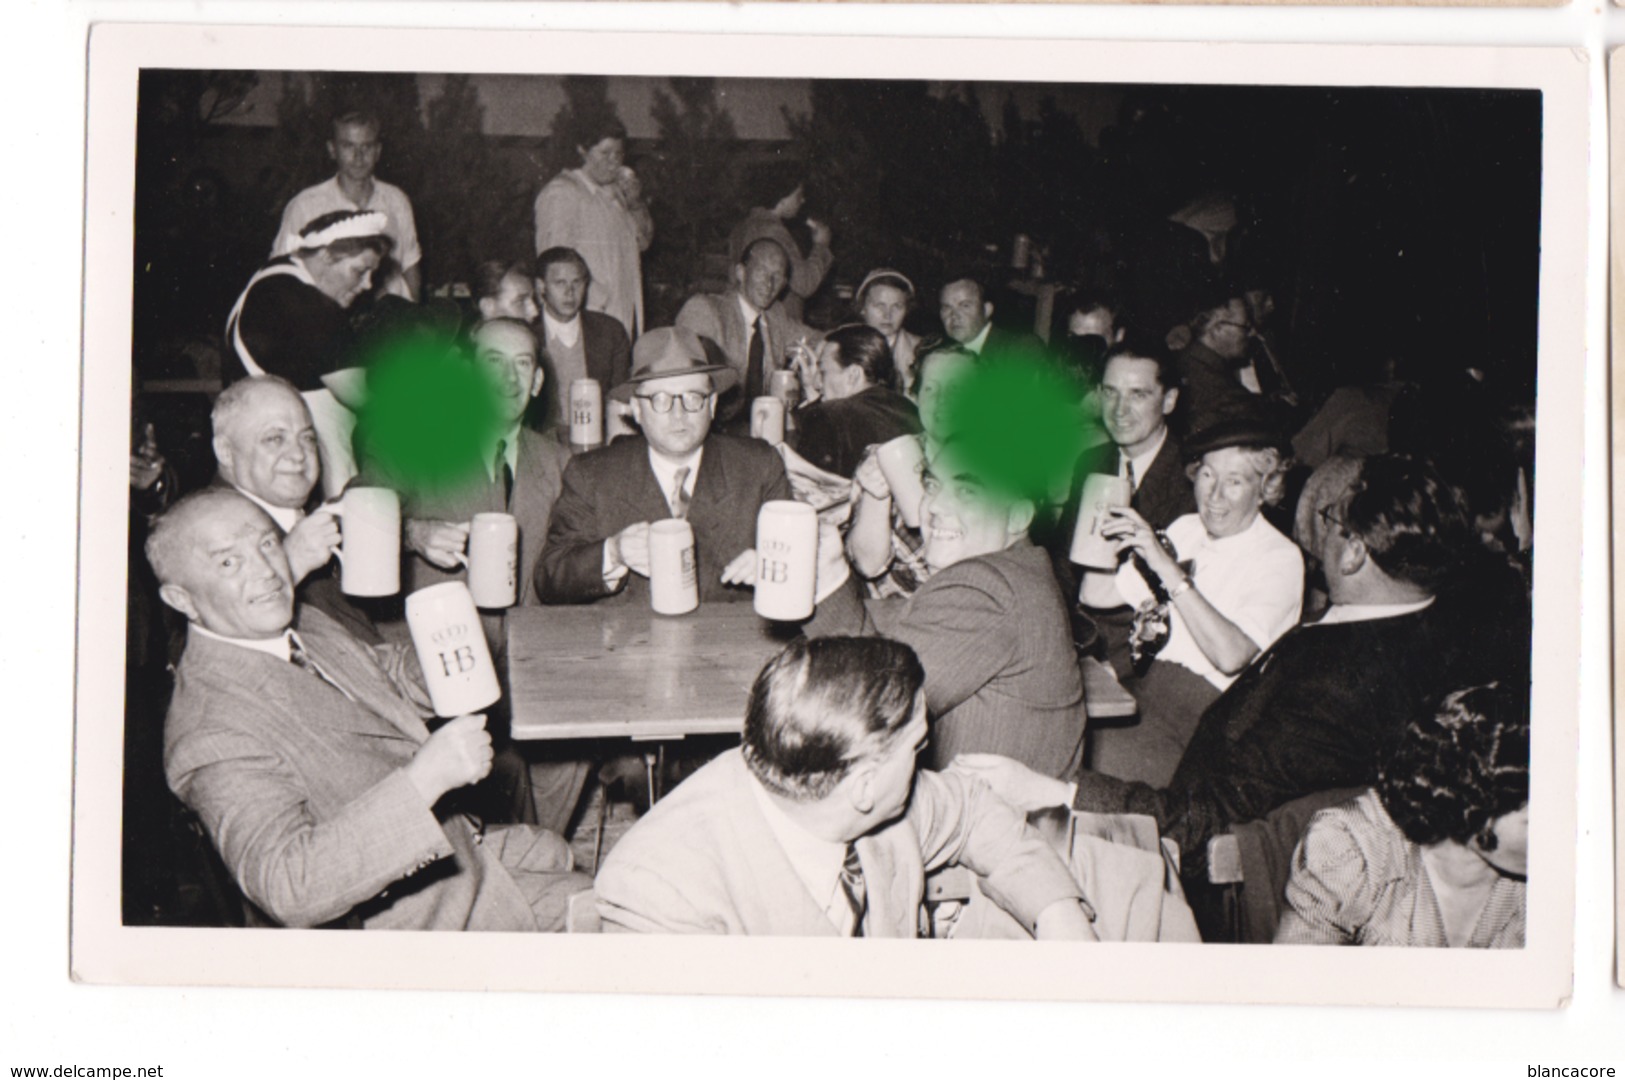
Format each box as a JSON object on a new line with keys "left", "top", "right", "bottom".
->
{"left": 288, "top": 631, "right": 355, "bottom": 701}
{"left": 670, "top": 465, "right": 691, "bottom": 520}
{"left": 839, "top": 844, "right": 867, "bottom": 937}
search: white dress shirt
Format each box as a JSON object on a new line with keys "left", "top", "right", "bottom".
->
{"left": 190, "top": 623, "right": 294, "bottom": 661}
{"left": 746, "top": 771, "right": 857, "bottom": 935}
{"left": 232, "top": 484, "right": 303, "bottom": 533}
{"left": 602, "top": 446, "right": 706, "bottom": 585}
{"left": 1314, "top": 597, "right": 1435, "bottom": 626}
{"left": 542, "top": 309, "right": 582, "bottom": 349}
{"left": 1115, "top": 512, "right": 1304, "bottom": 690}
{"left": 964, "top": 321, "right": 993, "bottom": 355}
{"left": 1121, "top": 427, "right": 1169, "bottom": 492}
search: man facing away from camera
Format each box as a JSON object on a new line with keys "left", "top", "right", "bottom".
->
{"left": 595, "top": 636, "right": 1098, "bottom": 939}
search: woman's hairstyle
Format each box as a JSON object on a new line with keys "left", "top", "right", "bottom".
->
{"left": 908, "top": 338, "right": 976, "bottom": 399}
{"left": 742, "top": 637, "right": 925, "bottom": 803}
{"left": 571, "top": 115, "right": 628, "bottom": 154}
{"left": 1185, "top": 445, "right": 1291, "bottom": 507}
{"left": 1378, "top": 683, "right": 1530, "bottom": 851}
{"left": 821, "top": 324, "right": 894, "bottom": 390}
{"left": 854, "top": 270, "right": 917, "bottom": 310}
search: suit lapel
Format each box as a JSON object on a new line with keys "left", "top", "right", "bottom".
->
{"left": 718, "top": 756, "right": 842, "bottom": 937}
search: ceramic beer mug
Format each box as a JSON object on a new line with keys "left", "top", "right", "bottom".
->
{"left": 875, "top": 435, "right": 928, "bottom": 530}
{"left": 1069, "top": 473, "right": 1133, "bottom": 569}
{"left": 569, "top": 378, "right": 604, "bottom": 451}
{"left": 753, "top": 500, "right": 819, "bottom": 622}
{"left": 648, "top": 518, "right": 699, "bottom": 616}
{"left": 750, "top": 396, "right": 786, "bottom": 446}
{"left": 769, "top": 368, "right": 800, "bottom": 412}
{"left": 327, "top": 486, "right": 401, "bottom": 597}
{"left": 465, "top": 511, "right": 518, "bottom": 609}
{"left": 405, "top": 581, "right": 502, "bottom": 717}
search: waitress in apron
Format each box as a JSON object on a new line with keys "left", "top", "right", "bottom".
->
{"left": 225, "top": 208, "right": 393, "bottom": 497}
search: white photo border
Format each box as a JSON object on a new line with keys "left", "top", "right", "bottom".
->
{"left": 73, "top": 23, "right": 1587, "bottom": 1008}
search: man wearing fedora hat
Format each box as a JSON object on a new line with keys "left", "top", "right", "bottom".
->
{"left": 539, "top": 327, "right": 793, "bottom": 607}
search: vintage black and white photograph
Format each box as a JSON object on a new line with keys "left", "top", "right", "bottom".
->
{"left": 72, "top": 25, "right": 1585, "bottom": 1006}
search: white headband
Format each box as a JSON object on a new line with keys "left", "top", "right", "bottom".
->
{"left": 856, "top": 267, "right": 916, "bottom": 299}
{"left": 298, "top": 210, "right": 388, "bottom": 249}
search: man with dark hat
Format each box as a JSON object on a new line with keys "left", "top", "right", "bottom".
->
{"left": 538, "top": 327, "right": 793, "bottom": 606}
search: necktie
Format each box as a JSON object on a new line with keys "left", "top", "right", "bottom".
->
{"left": 839, "top": 844, "right": 867, "bottom": 937}
{"left": 745, "top": 314, "right": 765, "bottom": 402}
{"left": 495, "top": 439, "right": 513, "bottom": 507}
{"left": 1123, "top": 455, "right": 1138, "bottom": 492}
{"left": 288, "top": 632, "right": 354, "bottom": 701}
{"left": 670, "top": 466, "right": 691, "bottom": 520}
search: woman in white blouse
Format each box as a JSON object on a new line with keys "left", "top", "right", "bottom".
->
{"left": 1081, "top": 417, "right": 1304, "bottom": 786}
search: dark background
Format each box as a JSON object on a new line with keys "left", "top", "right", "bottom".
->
{"left": 133, "top": 71, "right": 1541, "bottom": 408}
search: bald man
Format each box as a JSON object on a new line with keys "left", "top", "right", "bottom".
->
{"left": 210, "top": 374, "right": 380, "bottom": 644}
{"left": 149, "top": 489, "right": 591, "bottom": 930}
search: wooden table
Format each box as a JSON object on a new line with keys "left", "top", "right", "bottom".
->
{"left": 506, "top": 604, "right": 800, "bottom": 742}
{"left": 506, "top": 604, "right": 1137, "bottom": 742}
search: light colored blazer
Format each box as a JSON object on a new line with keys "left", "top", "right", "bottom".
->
{"left": 534, "top": 169, "right": 649, "bottom": 336}
{"left": 164, "top": 606, "right": 549, "bottom": 931}
{"left": 674, "top": 290, "right": 822, "bottom": 397}
{"left": 595, "top": 749, "right": 1083, "bottom": 936}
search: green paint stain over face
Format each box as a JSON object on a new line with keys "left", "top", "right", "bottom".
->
{"left": 354, "top": 335, "right": 506, "bottom": 494}
{"left": 935, "top": 346, "right": 1089, "bottom": 506}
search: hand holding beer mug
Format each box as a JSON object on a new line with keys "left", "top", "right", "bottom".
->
{"left": 328, "top": 486, "right": 402, "bottom": 596}
{"left": 405, "top": 713, "right": 493, "bottom": 805}
{"left": 282, "top": 505, "right": 343, "bottom": 583}
{"left": 405, "top": 581, "right": 502, "bottom": 717}
{"left": 1068, "top": 473, "right": 1133, "bottom": 570}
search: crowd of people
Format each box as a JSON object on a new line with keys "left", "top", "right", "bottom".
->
{"left": 125, "top": 106, "right": 1536, "bottom": 947}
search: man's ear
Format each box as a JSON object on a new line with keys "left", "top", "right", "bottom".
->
{"left": 326, "top": 139, "right": 338, "bottom": 163}
{"left": 844, "top": 762, "right": 879, "bottom": 816}
{"left": 1336, "top": 534, "right": 1369, "bottom": 578}
{"left": 528, "top": 366, "right": 546, "bottom": 400}
{"left": 477, "top": 297, "right": 498, "bottom": 321}
{"left": 212, "top": 433, "right": 234, "bottom": 474}
{"left": 733, "top": 263, "right": 747, "bottom": 292}
{"left": 706, "top": 394, "right": 719, "bottom": 420}
{"left": 1008, "top": 499, "right": 1036, "bottom": 539}
{"left": 1161, "top": 387, "right": 1180, "bottom": 417}
{"left": 982, "top": 302, "right": 994, "bottom": 323}
{"left": 158, "top": 583, "right": 199, "bottom": 622}
{"left": 1113, "top": 327, "right": 1126, "bottom": 344}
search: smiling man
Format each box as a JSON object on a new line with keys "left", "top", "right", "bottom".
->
{"left": 272, "top": 110, "right": 421, "bottom": 301}
{"left": 209, "top": 375, "right": 379, "bottom": 645}
{"left": 808, "top": 437, "right": 1086, "bottom": 782}
{"left": 150, "top": 488, "right": 591, "bottom": 930}
{"left": 675, "top": 237, "right": 821, "bottom": 429}
{"left": 595, "top": 636, "right": 1097, "bottom": 939}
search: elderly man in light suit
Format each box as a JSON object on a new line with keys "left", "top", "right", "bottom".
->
{"left": 675, "top": 237, "right": 821, "bottom": 429}
{"left": 595, "top": 636, "right": 1098, "bottom": 939}
{"left": 151, "top": 488, "right": 590, "bottom": 930}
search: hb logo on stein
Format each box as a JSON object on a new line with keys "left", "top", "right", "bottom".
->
{"left": 759, "top": 537, "right": 792, "bottom": 584}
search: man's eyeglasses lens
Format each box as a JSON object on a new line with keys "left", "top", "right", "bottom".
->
{"left": 637, "top": 391, "right": 709, "bottom": 414}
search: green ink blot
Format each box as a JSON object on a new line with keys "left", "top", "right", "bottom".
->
{"left": 354, "top": 333, "right": 504, "bottom": 495}
{"left": 936, "top": 345, "right": 1092, "bottom": 505}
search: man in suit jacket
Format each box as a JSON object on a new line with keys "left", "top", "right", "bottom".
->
{"left": 150, "top": 488, "right": 590, "bottom": 930}
{"left": 956, "top": 456, "right": 1520, "bottom": 899}
{"left": 808, "top": 438, "right": 1086, "bottom": 782}
{"left": 401, "top": 318, "right": 570, "bottom": 608}
{"left": 540, "top": 327, "right": 792, "bottom": 607}
{"left": 208, "top": 374, "right": 380, "bottom": 645}
{"left": 596, "top": 636, "right": 1097, "bottom": 939}
{"left": 675, "top": 238, "right": 820, "bottom": 428}
{"left": 791, "top": 323, "right": 921, "bottom": 479}
{"left": 938, "top": 274, "right": 1044, "bottom": 361}
{"left": 532, "top": 246, "right": 632, "bottom": 438}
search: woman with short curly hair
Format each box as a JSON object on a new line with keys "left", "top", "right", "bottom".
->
{"left": 1276, "top": 683, "right": 1529, "bottom": 947}
{"left": 1081, "top": 414, "right": 1304, "bottom": 787}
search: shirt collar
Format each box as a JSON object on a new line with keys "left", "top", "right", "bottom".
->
{"left": 745, "top": 770, "right": 848, "bottom": 925}
{"left": 1122, "top": 427, "right": 1169, "bottom": 489}
{"left": 543, "top": 309, "right": 582, "bottom": 347}
{"left": 1314, "top": 596, "right": 1435, "bottom": 627}
{"left": 230, "top": 483, "right": 304, "bottom": 533}
{"left": 737, "top": 292, "right": 764, "bottom": 326}
{"left": 966, "top": 321, "right": 993, "bottom": 355}
{"left": 191, "top": 623, "right": 294, "bottom": 662}
{"left": 647, "top": 444, "right": 704, "bottom": 504}
{"left": 486, "top": 425, "right": 524, "bottom": 482}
